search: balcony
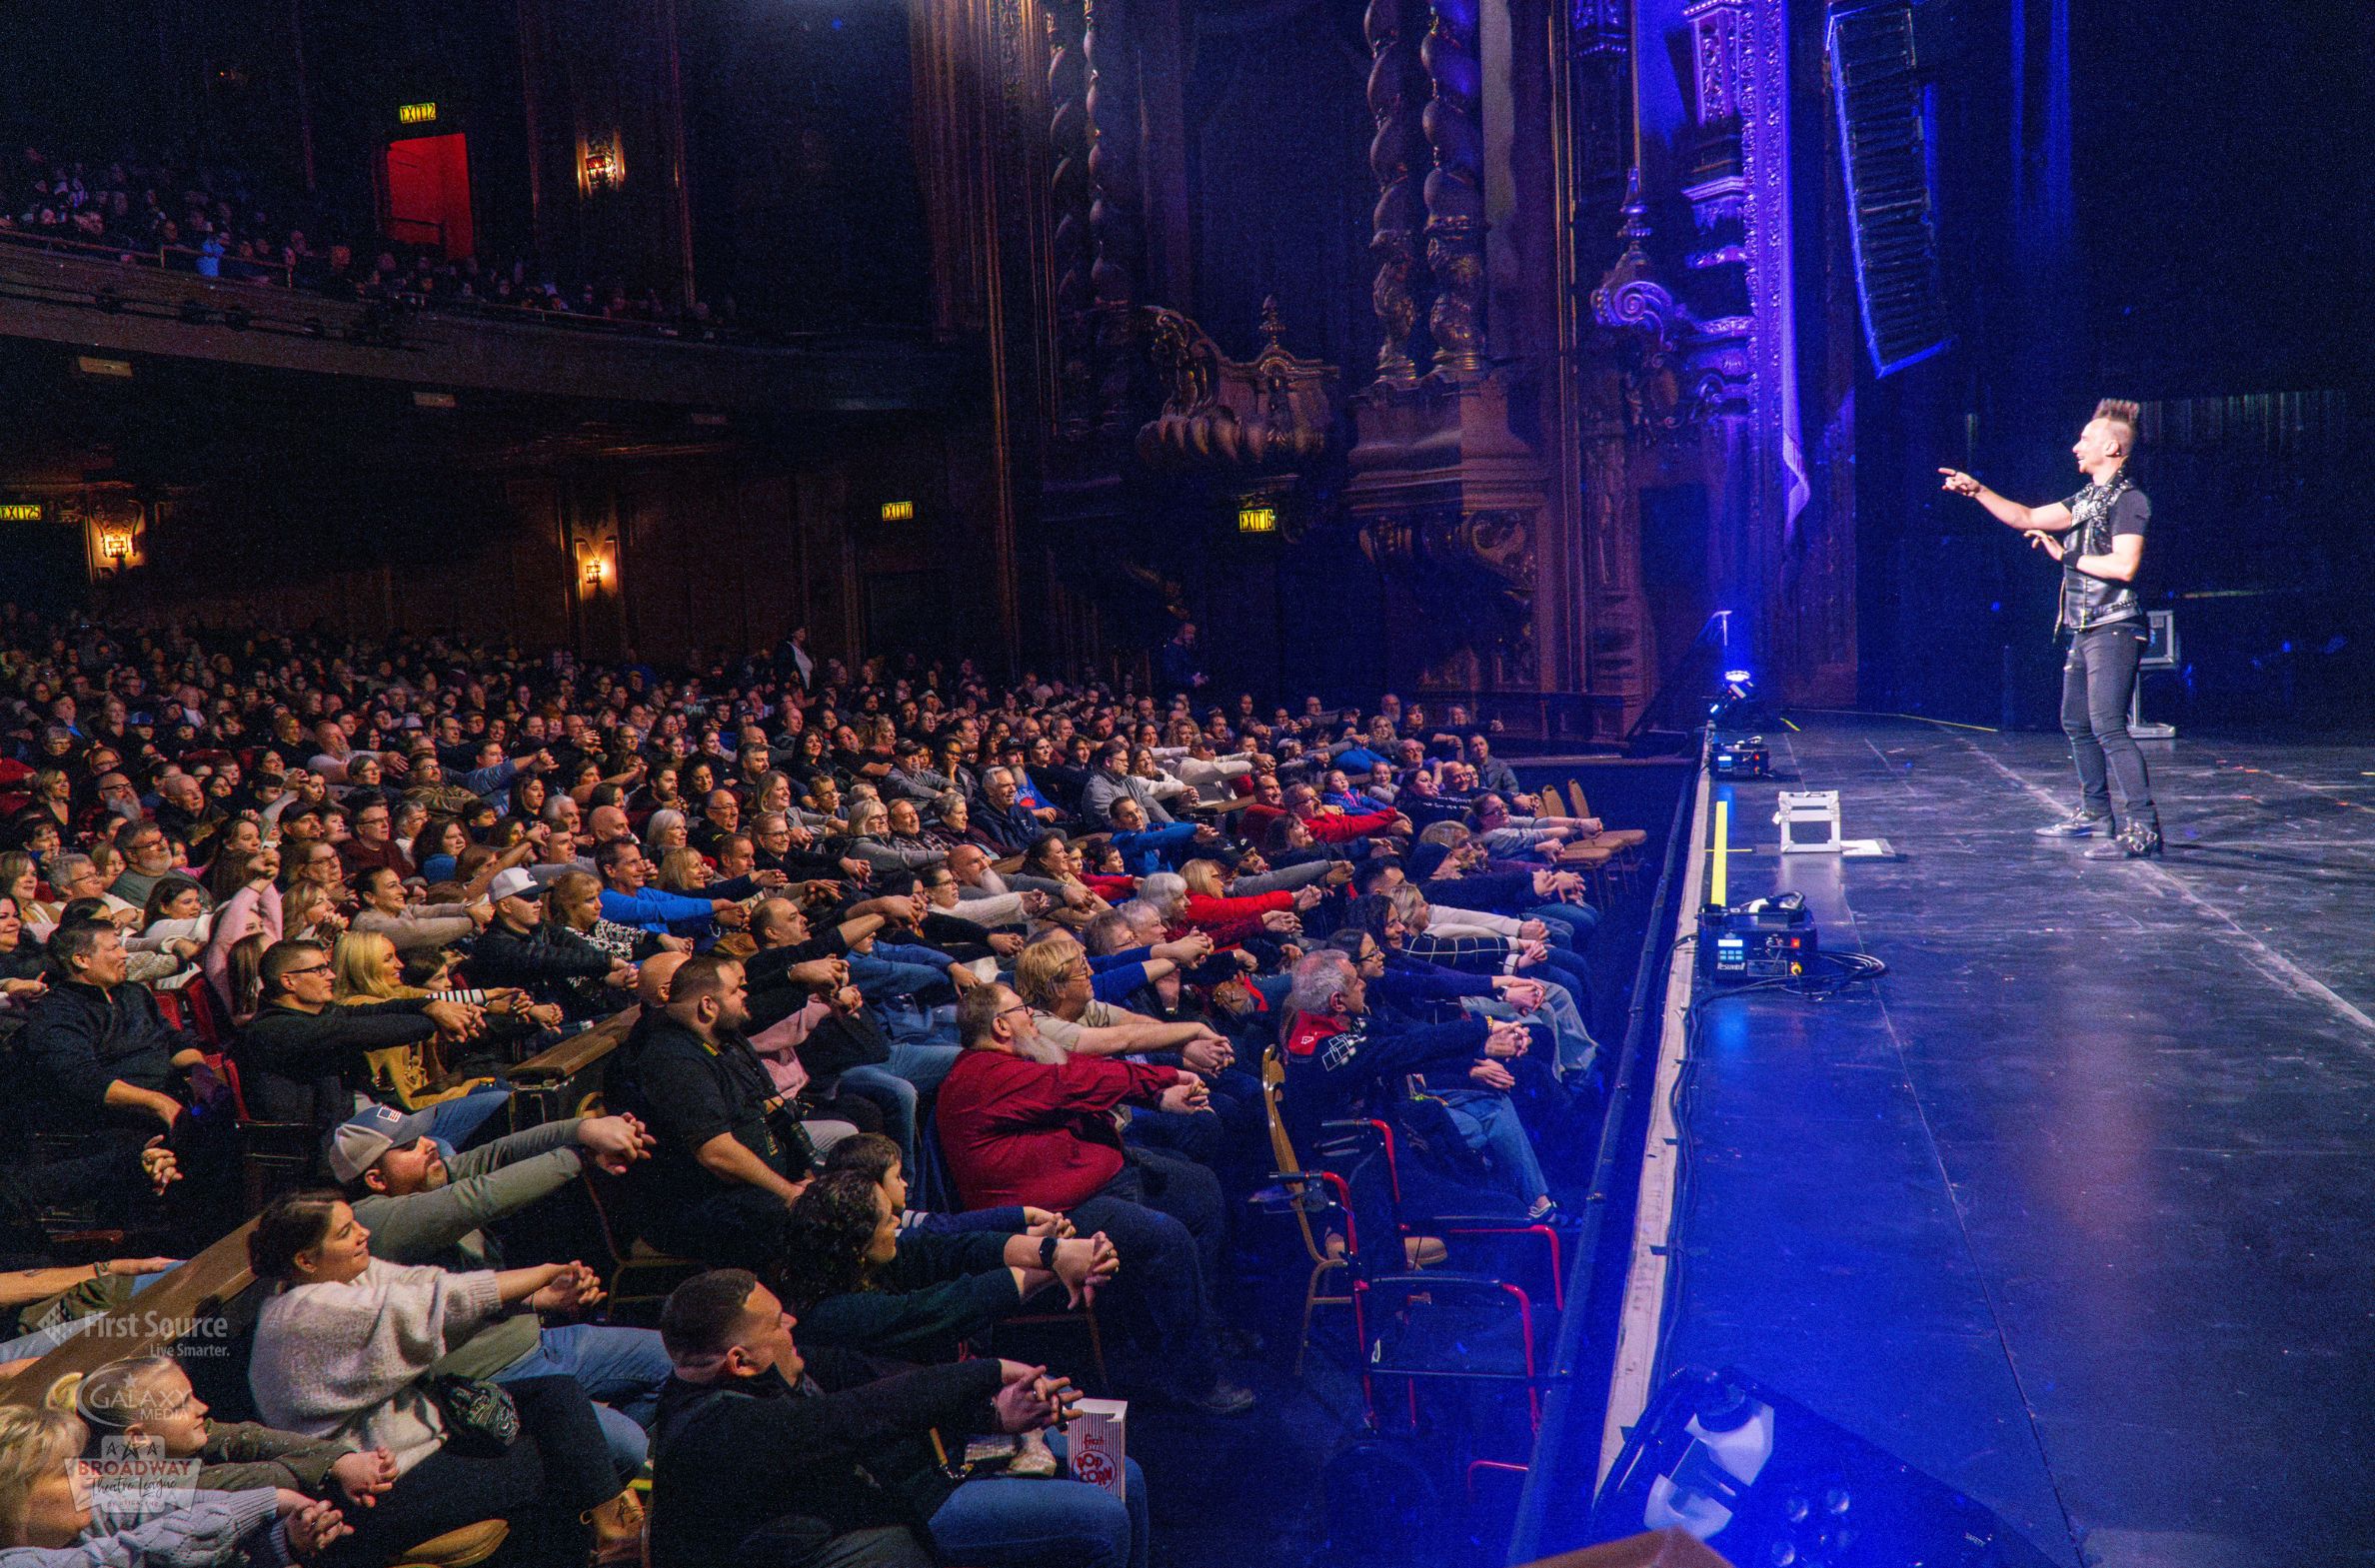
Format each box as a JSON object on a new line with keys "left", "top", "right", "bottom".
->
{"left": 0, "top": 230, "right": 966, "bottom": 416}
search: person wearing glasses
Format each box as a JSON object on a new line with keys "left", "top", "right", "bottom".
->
{"left": 235, "top": 937, "right": 497, "bottom": 1147}
{"left": 335, "top": 800, "right": 416, "bottom": 884}
{"left": 105, "top": 821, "right": 180, "bottom": 908}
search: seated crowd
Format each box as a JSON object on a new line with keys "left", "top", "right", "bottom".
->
{"left": 0, "top": 143, "right": 738, "bottom": 337}
{"left": 0, "top": 611, "right": 1632, "bottom": 1568}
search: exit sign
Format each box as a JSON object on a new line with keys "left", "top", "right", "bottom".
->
{"left": 878, "top": 500, "right": 915, "bottom": 523}
{"left": 398, "top": 102, "right": 438, "bottom": 125}
{"left": 0, "top": 504, "right": 41, "bottom": 522}
{"left": 1236, "top": 503, "right": 1278, "bottom": 535}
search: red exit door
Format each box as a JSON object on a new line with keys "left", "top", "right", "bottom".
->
{"left": 383, "top": 133, "right": 474, "bottom": 259}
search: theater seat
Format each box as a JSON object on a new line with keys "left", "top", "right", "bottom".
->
{"left": 395, "top": 1520, "right": 509, "bottom": 1568}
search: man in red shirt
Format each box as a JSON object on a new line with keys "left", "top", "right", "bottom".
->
{"left": 937, "top": 982, "right": 1254, "bottom": 1415}
{"left": 336, "top": 797, "right": 418, "bottom": 884}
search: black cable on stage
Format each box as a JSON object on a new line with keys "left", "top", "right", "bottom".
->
{"left": 1649, "top": 943, "right": 1890, "bottom": 1383}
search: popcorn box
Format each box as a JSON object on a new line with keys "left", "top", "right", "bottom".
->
{"left": 1066, "top": 1398, "right": 1128, "bottom": 1500}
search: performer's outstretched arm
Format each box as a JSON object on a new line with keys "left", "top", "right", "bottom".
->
{"left": 1938, "top": 469, "right": 2071, "bottom": 533}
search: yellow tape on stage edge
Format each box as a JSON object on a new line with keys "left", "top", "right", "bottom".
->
{"left": 1709, "top": 797, "right": 1729, "bottom": 908}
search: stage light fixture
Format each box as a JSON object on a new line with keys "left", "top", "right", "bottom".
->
{"left": 1709, "top": 669, "right": 1769, "bottom": 733}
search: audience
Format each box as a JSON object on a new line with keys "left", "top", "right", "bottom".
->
{"left": 0, "top": 606, "right": 1643, "bottom": 1567}
{"left": 0, "top": 143, "right": 740, "bottom": 340}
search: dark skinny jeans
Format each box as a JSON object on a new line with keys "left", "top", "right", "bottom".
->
{"left": 318, "top": 1375, "right": 618, "bottom": 1568}
{"left": 2060, "top": 621, "right": 2155, "bottom": 825}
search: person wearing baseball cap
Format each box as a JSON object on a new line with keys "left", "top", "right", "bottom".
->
{"left": 332, "top": 1099, "right": 670, "bottom": 1476}
{"left": 465, "top": 865, "right": 639, "bottom": 1023}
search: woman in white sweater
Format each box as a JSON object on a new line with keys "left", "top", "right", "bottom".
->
{"left": 245, "top": 1192, "right": 642, "bottom": 1567}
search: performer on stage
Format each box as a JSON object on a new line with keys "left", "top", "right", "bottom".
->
{"left": 1939, "top": 399, "right": 2160, "bottom": 859}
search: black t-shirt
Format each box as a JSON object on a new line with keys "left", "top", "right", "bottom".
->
{"left": 615, "top": 1018, "right": 800, "bottom": 1214}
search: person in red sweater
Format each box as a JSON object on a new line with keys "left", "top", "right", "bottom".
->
{"left": 335, "top": 798, "right": 418, "bottom": 884}
{"left": 1171, "top": 860, "right": 1317, "bottom": 948}
{"left": 1283, "top": 783, "right": 1411, "bottom": 845}
{"left": 935, "top": 983, "right": 1254, "bottom": 1416}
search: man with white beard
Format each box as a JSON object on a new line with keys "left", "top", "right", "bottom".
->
{"left": 932, "top": 984, "right": 1254, "bottom": 1416}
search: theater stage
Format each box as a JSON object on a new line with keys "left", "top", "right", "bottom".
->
{"left": 1568, "top": 717, "right": 2375, "bottom": 1568}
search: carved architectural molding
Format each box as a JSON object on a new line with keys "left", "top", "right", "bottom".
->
{"left": 1356, "top": 501, "right": 1538, "bottom": 685}
{"left": 1364, "top": 0, "right": 1429, "bottom": 387}
{"left": 1085, "top": 0, "right": 1144, "bottom": 431}
{"left": 1686, "top": 0, "right": 1799, "bottom": 526}
{"left": 1048, "top": 1, "right": 1096, "bottom": 435}
{"left": 1590, "top": 173, "right": 1740, "bottom": 441}
{"left": 1419, "top": 0, "right": 1486, "bottom": 378}
{"left": 1134, "top": 298, "right": 1339, "bottom": 478}
{"left": 1084, "top": 0, "right": 1140, "bottom": 311}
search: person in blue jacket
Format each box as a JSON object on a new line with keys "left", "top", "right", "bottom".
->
{"left": 1102, "top": 796, "right": 1218, "bottom": 875}
{"left": 594, "top": 839, "right": 748, "bottom": 946}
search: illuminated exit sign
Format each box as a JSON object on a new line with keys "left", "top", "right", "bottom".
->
{"left": 1236, "top": 503, "right": 1278, "bottom": 535}
{"left": 398, "top": 102, "right": 438, "bottom": 126}
{"left": 0, "top": 504, "right": 42, "bottom": 522}
{"left": 878, "top": 500, "right": 915, "bottom": 522}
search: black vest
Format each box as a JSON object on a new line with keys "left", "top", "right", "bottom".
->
{"left": 2056, "top": 473, "right": 2145, "bottom": 635}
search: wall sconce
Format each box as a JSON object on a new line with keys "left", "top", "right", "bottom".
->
{"left": 577, "top": 538, "right": 617, "bottom": 597}
{"left": 581, "top": 135, "right": 624, "bottom": 196}
{"left": 84, "top": 501, "right": 147, "bottom": 577}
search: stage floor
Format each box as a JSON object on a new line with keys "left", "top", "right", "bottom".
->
{"left": 1661, "top": 717, "right": 2375, "bottom": 1568}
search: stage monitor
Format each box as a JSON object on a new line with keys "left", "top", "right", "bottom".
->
{"left": 1591, "top": 1368, "right": 2057, "bottom": 1568}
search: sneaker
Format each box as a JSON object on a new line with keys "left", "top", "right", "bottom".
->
{"left": 2084, "top": 823, "right": 2163, "bottom": 859}
{"left": 2034, "top": 810, "right": 2111, "bottom": 837}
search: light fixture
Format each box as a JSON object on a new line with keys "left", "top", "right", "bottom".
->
{"left": 97, "top": 523, "right": 137, "bottom": 562}
{"left": 581, "top": 135, "right": 624, "bottom": 194}
{"left": 583, "top": 557, "right": 608, "bottom": 587}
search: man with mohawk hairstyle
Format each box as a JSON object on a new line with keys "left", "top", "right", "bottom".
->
{"left": 1938, "top": 398, "right": 2162, "bottom": 859}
